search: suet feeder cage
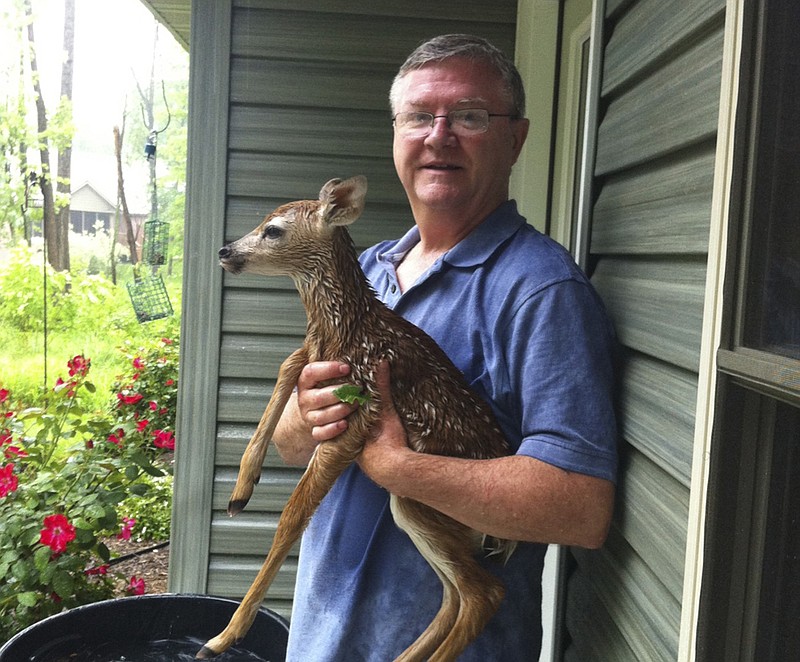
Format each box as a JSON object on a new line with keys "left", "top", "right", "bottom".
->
{"left": 127, "top": 274, "right": 173, "bottom": 323}
{"left": 142, "top": 219, "right": 169, "bottom": 266}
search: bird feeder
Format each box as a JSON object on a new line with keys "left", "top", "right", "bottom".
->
{"left": 142, "top": 219, "right": 169, "bottom": 266}
{"left": 127, "top": 274, "right": 173, "bottom": 323}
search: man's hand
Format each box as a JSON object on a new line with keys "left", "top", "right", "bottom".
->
{"left": 272, "top": 361, "right": 357, "bottom": 466}
{"left": 358, "top": 361, "right": 413, "bottom": 482}
{"left": 296, "top": 361, "right": 359, "bottom": 442}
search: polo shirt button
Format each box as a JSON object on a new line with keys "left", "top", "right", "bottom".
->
{"left": 390, "top": 284, "right": 397, "bottom": 293}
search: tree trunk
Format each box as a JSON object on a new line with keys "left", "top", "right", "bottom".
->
{"left": 24, "top": 0, "right": 59, "bottom": 270}
{"left": 114, "top": 125, "right": 138, "bottom": 264}
{"left": 54, "top": 0, "right": 75, "bottom": 273}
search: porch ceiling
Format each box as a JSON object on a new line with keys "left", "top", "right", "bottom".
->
{"left": 139, "top": 0, "right": 190, "bottom": 50}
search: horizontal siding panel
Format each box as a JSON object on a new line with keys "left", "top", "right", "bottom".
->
{"left": 573, "top": 533, "right": 681, "bottom": 661}
{"left": 591, "top": 258, "right": 706, "bottom": 371}
{"left": 227, "top": 152, "right": 406, "bottom": 204}
{"left": 210, "top": 512, "right": 300, "bottom": 558}
{"left": 595, "top": 27, "right": 724, "bottom": 176}
{"left": 207, "top": 555, "right": 297, "bottom": 605}
{"left": 218, "top": 378, "right": 275, "bottom": 422}
{"left": 222, "top": 271, "right": 295, "bottom": 293}
{"left": 230, "top": 58, "right": 395, "bottom": 111}
{"left": 217, "top": 423, "right": 290, "bottom": 466}
{"left": 234, "top": 0, "right": 516, "bottom": 24}
{"left": 214, "top": 467, "right": 300, "bottom": 512}
{"left": 619, "top": 352, "right": 697, "bottom": 484}
{"left": 229, "top": 106, "right": 393, "bottom": 159}
{"left": 225, "top": 196, "right": 413, "bottom": 249}
{"left": 220, "top": 333, "right": 302, "bottom": 378}
{"left": 231, "top": 8, "right": 515, "bottom": 63}
{"left": 222, "top": 288, "right": 307, "bottom": 335}
{"left": 602, "top": 0, "right": 724, "bottom": 96}
{"left": 616, "top": 448, "right": 689, "bottom": 601}
{"left": 565, "top": 569, "right": 637, "bottom": 661}
{"left": 592, "top": 145, "right": 716, "bottom": 254}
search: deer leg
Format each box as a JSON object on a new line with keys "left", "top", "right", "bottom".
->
{"left": 391, "top": 496, "right": 505, "bottom": 662}
{"left": 197, "top": 432, "right": 365, "bottom": 658}
{"left": 393, "top": 574, "right": 459, "bottom": 662}
{"left": 427, "top": 568, "right": 504, "bottom": 662}
{"left": 228, "top": 347, "right": 308, "bottom": 516}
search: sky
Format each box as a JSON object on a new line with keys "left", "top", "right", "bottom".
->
{"left": 1, "top": 0, "right": 189, "bottom": 209}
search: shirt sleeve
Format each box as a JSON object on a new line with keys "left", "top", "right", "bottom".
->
{"left": 502, "top": 278, "right": 619, "bottom": 483}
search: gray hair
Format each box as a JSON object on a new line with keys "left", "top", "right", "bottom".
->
{"left": 389, "top": 34, "right": 526, "bottom": 118}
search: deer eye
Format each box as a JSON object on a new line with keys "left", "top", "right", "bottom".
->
{"left": 262, "top": 224, "right": 284, "bottom": 240}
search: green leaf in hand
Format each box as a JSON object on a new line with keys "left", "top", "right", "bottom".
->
{"left": 333, "top": 384, "right": 371, "bottom": 406}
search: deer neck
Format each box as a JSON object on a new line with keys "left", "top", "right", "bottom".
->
{"left": 293, "top": 228, "right": 378, "bottom": 353}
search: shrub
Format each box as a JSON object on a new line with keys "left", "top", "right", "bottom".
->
{"left": 0, "top": 245, "right": 113, "bottom": 334}
{"left": 118, "top": 474, "right": 172, "bottom": 542}
{"left": 0, "top": 355, "right": 172, "bottom": 640}
{"left": 111, "top": 336, "right": 179, "bottom": 462}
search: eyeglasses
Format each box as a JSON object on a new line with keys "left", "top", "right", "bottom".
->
{"left": 392, "top": 109, "right": 516, "bottom": 137}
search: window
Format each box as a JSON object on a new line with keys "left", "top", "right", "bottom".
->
{"left": 738, "top": 0, "right": 800, "bottom": 361}
{"left": 698, "top": 0, "right": 800, "bottom": 659}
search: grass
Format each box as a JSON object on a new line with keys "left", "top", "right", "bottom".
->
{"left": 0, "top": 261, "right": 182, "bottom": 414}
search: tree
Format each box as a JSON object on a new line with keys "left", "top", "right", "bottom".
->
{"left": 54, "top": 0, "right": 75, "bottom": 272}
{"left": 23, "top": 0, "right": 74, "bottom": 272}
{"left": 0, "top": 71, "right": 34, "bottom": 243}
{"left": 0, "top": 1, "right": 40, "bottom": 245}
{"left": 114, "top": 123, "right": 138, "bottom": 265}
{"left": 136, "top": 25, "right": 167, "bottom": 226}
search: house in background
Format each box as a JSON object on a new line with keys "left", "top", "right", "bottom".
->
{"left": 69, "top": 182, "right": 148, "bottom": 259}
{"left": 69, "top": 182, "right": 115, "bottom": 235}
{"left": 140, "top": 0, "right": 799, "bottom": 660}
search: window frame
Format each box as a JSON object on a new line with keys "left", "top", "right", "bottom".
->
{"left": 715, "top": 0, "right": 800, "bottom": 406}
{"left": 696, "top": 0, "right": 800, "bottom": 657}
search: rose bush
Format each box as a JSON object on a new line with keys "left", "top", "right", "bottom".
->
{"left": 0, "top": 344, "right": 177, "bottom": 641}
{"left": 112, "top": 337, "right": 179, "bottom": 458}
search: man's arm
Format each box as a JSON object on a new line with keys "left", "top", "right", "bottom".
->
{"left": 359, "top": 362, "right": 615, "bottom": 549}
{"left": 278, "top": 360, "right": 614, "bottom": 548}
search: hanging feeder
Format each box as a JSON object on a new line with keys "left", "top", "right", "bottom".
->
{"left": 142, "top": 219, "right": 169, "bottom": 266}
{"left": 127, "top": 274, "right": 173, "bottom": 323}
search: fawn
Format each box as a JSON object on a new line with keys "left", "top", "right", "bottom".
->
{"left": 200, "top": 176, "right": 514, "bottom": 661}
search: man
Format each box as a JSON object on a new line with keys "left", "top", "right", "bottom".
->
{"left": 273, "top": 34, "right": 618, "bottom": 661}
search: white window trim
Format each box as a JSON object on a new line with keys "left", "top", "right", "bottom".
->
{"left": 679, "top": 0, "right": 745, "bottom": 659}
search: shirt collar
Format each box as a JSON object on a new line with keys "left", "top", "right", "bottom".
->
{"left": 377, "top": 200, "right": 524, "bottom": 269}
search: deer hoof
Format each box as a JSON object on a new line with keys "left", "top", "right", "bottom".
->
{"left": 227, "top": 498, "right": 248, "bottom": 516}
{"left": 195, "top": 644, "right": 219, "bottom": 659}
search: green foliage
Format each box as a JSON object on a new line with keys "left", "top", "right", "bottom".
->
{"left": 118, "top": 474, "right": 172, "bottom": 543}
{"left": 0, "top": 245, "right": 117, "bottom": 334}
{"left": 0, "top": 98, "right": 34, "bottom": 241}
{"left": 0, "top": 357, "right": 168, "bottom": 640}
{"left": 0, "top": 243, "right": 182, "bottom": 338}
{"left": 111, "top": 336, "right": 179, "bottom": 461}
{"left": 0, "top": 340, "right": 178, "bottom": 641}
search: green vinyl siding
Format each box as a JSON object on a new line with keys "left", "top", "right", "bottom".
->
{"left": 561, "top": 0, "right": 726, "bottom": 659}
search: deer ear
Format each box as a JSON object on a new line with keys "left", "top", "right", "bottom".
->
{"left": 318, "top": 176, "right": 368, "bottom": 226}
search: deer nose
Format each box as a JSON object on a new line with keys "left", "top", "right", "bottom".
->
{"left": 218, "top": 245, "right": 231, "bottom": 259}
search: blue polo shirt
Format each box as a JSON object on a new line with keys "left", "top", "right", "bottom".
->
{"left": 285, "top": 201, "right": 618, "bottom": 661}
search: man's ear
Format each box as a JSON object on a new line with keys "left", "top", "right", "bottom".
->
{"left": 318, "top": 176, "right": 368, "bottom": 227}
{"left": 510, "top": 118, "right": 530, "bottom": 165}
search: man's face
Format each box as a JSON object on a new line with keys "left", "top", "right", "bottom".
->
{"left": 392, "top": 58, "right": 529, "bottom": 226}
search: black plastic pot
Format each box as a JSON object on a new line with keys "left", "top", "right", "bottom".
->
{"left": 0, "top": 594, "right": 289, "bottom": 661}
